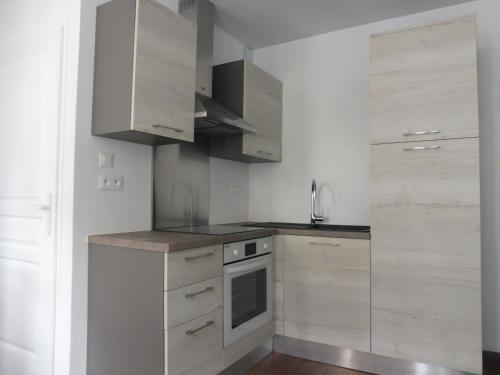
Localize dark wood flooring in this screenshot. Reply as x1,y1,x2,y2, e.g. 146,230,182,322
246,353,500,375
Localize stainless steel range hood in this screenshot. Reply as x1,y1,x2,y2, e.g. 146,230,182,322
180,0,257,135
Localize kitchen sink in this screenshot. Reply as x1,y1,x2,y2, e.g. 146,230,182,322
242,222,370,232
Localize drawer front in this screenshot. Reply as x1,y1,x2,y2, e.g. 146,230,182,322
165,245,223,291
166,308,223,375
370,16,478,144
165,276,222,330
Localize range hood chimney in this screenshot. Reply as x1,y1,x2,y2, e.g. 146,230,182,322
179,0,257,135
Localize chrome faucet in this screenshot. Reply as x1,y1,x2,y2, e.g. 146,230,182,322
311,179,324,225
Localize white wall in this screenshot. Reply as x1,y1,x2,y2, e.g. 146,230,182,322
250,2,479,226
70,0,166,373
477,0,500,353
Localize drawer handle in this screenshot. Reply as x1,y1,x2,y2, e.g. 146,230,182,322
308,242,340,247
403,145,441,151
152,124,183,133
257,150,272,156
403,130,440,136
185,286,214,299
185,252,215,261
185,320,214,336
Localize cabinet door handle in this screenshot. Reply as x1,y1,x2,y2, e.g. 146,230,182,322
403,130,440,136
257,150,272,156
185,286,214,299
308,242,340,247
152,123,183,133
185,320,214,336
403,145,441,151
185,252,215,261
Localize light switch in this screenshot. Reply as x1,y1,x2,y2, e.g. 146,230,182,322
98,152,114,168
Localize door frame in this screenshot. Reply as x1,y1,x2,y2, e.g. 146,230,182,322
50,2,81,375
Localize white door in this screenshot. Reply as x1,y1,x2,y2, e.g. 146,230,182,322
0,1,65,374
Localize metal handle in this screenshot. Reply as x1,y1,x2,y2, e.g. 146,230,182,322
403,130,440,136
257,150,272,156
226,259,269,275
185,320,214,336
152,124,183,133
185,252,215,261
403,145,441,151
308,242,340,247
185,286,214,299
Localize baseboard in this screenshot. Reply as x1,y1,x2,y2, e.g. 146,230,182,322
221,338,273,375
274,335,479,375
483,350,500,365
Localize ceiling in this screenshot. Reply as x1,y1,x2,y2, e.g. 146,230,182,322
210,0,474,49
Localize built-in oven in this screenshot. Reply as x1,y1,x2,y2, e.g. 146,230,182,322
223,236,273,347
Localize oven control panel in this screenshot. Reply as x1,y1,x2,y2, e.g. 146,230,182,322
223,236,273,264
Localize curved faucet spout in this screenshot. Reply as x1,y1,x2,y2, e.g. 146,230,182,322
311,179,324,225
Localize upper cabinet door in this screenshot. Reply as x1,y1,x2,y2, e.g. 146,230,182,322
92,0,196,145
370,16,478,144
134,0,196,142
242,62,283,161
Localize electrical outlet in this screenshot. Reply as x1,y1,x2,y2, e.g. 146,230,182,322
98,176,124,191
230,184,241,194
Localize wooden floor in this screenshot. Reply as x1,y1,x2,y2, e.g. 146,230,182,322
246,353,500,375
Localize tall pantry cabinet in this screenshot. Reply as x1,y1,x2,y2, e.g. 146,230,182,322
369,16,482,374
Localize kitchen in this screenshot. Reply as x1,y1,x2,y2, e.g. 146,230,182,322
1,1,499,375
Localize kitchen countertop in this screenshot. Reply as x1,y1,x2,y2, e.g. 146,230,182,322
88,223,370,253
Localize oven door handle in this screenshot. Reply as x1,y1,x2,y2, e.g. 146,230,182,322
226,259,269,275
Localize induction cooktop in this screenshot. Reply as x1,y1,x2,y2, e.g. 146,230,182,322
159,225,264,236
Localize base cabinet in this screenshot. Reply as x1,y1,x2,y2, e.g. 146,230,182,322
281,235,371,353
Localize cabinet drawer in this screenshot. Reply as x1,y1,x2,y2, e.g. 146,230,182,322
165,276,222,330
166,308,223,375
370,16,478,144
165,245,222,291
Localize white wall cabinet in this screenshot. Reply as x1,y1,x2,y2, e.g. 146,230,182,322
370,16,482,374
92,0,197,145
280,235,371,352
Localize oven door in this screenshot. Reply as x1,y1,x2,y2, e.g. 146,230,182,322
223,254,272,347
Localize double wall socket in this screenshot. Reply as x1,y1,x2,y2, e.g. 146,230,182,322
98,176,124,191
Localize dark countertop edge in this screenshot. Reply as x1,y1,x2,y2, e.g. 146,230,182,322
88,225,370,253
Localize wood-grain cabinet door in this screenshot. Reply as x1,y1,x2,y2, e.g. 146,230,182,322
242,62,283,161
370,16,478,145
133,0,196,142
283,236,370,352
370,138,481,374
